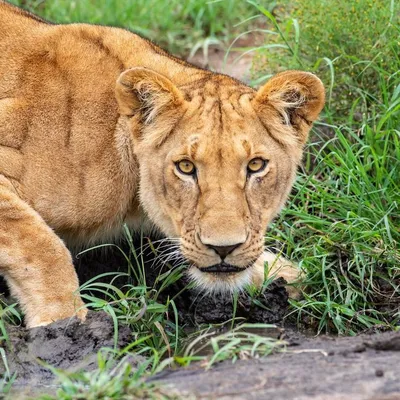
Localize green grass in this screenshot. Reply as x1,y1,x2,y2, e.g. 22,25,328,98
36,353,184,400
251,0,400,334
0,302,20,394
278,120,400,334
9,0,258,55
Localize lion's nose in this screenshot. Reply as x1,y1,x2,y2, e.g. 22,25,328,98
206,243,242,259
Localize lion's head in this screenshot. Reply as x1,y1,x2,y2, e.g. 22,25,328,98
115,67,325,291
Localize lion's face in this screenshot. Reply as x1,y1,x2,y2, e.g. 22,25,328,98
116,68,325,291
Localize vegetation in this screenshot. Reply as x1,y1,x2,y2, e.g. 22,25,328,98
10,0,258,54
1,0,400,397
249,0,399,334
37,354,184,400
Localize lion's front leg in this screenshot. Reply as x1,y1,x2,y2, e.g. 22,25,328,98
252,250,303,299
0,175,87,328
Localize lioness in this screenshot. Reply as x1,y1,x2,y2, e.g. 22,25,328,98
0,1,325,328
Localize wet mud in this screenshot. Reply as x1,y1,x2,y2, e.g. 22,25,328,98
2,244,400,399
1,311,137,388
169,277,288,325
1,243,289,393
154,330,400,399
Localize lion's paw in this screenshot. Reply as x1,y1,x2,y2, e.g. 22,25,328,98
252,251,304,299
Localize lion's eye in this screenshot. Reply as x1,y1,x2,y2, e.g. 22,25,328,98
176,160,196,175
247,158,268,173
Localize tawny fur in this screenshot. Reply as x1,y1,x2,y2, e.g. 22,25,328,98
0,1,325,327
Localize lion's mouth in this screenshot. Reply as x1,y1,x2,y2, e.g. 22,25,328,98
201,262,246,274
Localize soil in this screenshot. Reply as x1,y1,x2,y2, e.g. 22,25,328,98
188,46,254,83
2,245,400,399
187,32,264,83
153,330,400,400
1,311,140,388
0,242,290,397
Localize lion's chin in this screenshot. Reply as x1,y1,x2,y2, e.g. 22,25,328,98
187,264,254,293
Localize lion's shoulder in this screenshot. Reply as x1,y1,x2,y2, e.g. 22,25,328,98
0,0,50,26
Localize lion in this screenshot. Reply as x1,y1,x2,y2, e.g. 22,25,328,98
0,1,325,328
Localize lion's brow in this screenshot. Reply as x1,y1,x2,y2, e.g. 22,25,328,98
189,141,199,160
241,139,252,157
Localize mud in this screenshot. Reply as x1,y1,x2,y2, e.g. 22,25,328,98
0,311,139,389
2,245,399,400
154,330,400,399
0,243,289,394
169,278,288,325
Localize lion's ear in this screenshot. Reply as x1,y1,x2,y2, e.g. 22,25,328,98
252,71,325,145
115,67,185,120
115,67,186,145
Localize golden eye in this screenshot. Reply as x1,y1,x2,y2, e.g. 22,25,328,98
247,158,268,173
176,160,196,175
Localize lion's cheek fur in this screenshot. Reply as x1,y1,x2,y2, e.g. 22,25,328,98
137,172,177,238
247,160,297,233
137,162,193,238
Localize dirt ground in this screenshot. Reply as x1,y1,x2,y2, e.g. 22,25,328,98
1,244,400,399
0,243,291,397
3,308,400,399
154,330,400,400
1,312,138,388
186,32,265,83
188,46,254,83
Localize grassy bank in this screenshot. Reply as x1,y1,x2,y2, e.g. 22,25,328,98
250,0,399,334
